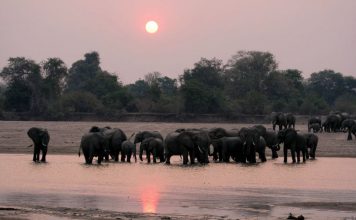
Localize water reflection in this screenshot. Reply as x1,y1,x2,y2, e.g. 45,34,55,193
140,185,159,213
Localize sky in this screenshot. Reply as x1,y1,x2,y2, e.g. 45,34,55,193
1,0,356,84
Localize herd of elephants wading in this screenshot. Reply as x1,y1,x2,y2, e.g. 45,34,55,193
26,111,356,165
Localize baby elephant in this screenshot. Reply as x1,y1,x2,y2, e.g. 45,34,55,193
121,140,137,162
27,127,50,162
139,137,165,163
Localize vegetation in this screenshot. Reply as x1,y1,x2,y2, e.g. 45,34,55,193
1,51,356,119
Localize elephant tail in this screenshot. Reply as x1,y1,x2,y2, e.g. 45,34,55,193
26,144,33,148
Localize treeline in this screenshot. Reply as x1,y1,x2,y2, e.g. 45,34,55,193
1,51,356,120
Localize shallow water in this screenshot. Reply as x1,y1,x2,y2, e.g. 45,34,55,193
1,154,356,219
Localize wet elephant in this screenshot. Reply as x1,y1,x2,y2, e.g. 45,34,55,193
121,140,137,162
27,127,50,162
208,127,239,162
238,127,266,163
78,132,108,164
139,137,165,163
303,133,318,159
164,130,210,165
277,128,306,163
253,125,280,159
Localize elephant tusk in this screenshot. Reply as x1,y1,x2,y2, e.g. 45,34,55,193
252,141,255,146
198,145,203,154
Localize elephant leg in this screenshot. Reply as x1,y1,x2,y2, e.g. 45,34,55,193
127,152,132,162
41,147,47,162
189,150,195,164
98,154,103,164
296,150,301,163
272,149,278,159
311,145,316,159
182,151,189,165
347,131,353,140
88,155,93,164
147,151,151,163
250,152,256,163
305,148,310,159
104,154,109,161
165,154,171,164
273,124,276,131
259,151,266,162
283,146,288,163
33,147,37,162
291,149,296,163
121,153,125,162
302,150,306,163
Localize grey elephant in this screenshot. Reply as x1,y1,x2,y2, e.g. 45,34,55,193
134,131,163,144
340,119,356,140
323,114,341,132
208,127,239,161
253,125,280,159
286,113,296,129
89,126,127,161
139,137,165,163
165,130,210,165
78,132,108,164
277,128,306,163
271,112,287,131
309,123,322,133
121,133,137,162
303,133,318,159
238,127,267,163
308,117,321,132
27,127,50,162
214,137,243,162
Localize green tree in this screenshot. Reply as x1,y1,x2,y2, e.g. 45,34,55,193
225,51,278,98
0,57,43,114
307,70,345,105
180,58,225,113
42,58,68,102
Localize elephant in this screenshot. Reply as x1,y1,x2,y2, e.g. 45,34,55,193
309,123,322,133
286,113,296,129
134,131,163,144
238,127,266,163
308,117,321,132
164,130,210,165
212,137,243,162
303,133,318,159
323,114,341,132
27,127,50,162
208,127,239,161
121,140,137,162
277,128,306,163
253,125,280,159
78,132,108,164
340,119,356,140
89,126,127,161
139,137,165,163
271,112,287,131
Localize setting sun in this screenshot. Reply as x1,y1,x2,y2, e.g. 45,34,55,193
145,20,158,34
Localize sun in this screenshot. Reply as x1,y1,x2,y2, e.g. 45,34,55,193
145,21,158,34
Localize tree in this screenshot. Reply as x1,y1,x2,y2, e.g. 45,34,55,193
225,51,278,98
307,70,345,105
180,58,225,113
0,57,43,114
42,58,68,102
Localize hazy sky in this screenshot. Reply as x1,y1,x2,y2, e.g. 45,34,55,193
1,0,356,83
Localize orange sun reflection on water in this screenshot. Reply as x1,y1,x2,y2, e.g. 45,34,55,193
140,186,159,213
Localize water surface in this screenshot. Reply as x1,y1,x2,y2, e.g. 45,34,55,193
1,154,356,219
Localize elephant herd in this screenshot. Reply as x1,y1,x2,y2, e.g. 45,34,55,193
307,112,356,141
27,124,320,165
